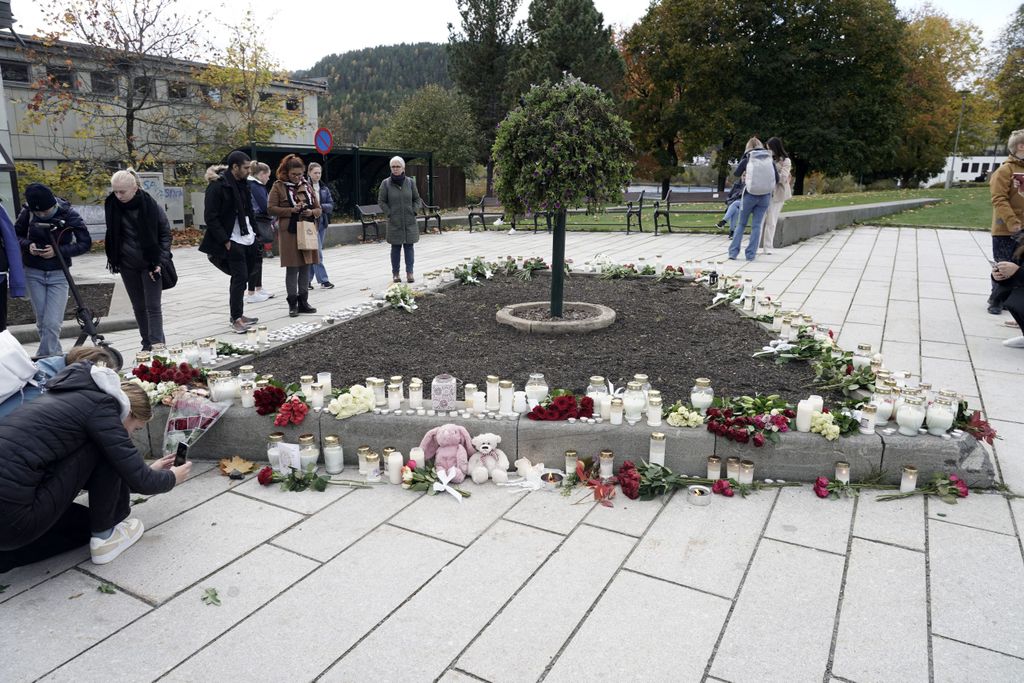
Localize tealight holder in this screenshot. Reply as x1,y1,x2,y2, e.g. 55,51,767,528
688,485,712,506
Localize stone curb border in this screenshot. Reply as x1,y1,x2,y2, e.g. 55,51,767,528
496,301,616,334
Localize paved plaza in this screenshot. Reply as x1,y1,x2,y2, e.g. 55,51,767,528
4,225,1024,682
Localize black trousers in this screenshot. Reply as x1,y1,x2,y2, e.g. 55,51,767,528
0,447,130,573
227,243,254,321
1004,284,1024,333
0,282,7,332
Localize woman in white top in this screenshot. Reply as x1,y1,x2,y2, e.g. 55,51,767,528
761,137,792,255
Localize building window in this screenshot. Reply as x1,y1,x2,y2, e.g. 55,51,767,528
982,163,990,172
47,66,75,90
0,60,29,83
133,76,153,98
971,162,979,173
960,162,969,173
201,85,221,103
285,97,302,112
167,81,188,100
91,71,116,95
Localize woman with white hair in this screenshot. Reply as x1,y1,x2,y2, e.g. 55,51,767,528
103,168,172,350
378,156,421,283
988,129,1024,317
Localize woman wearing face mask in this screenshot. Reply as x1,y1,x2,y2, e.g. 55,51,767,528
14,183,92,357
0,361,192,573
103,169,172,351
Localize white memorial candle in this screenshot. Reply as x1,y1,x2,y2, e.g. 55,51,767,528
796,400,813,433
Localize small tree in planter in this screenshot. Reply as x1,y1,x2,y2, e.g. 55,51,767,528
492,74,633,316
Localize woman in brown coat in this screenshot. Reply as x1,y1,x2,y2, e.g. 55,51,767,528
268,154,321,316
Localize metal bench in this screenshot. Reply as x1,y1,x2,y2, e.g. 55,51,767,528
356,204,385,242
604,190,646,234
467,197,505,232
652,190,725,234
418,203,443,234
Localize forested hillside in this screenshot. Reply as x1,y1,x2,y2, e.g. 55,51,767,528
298,43,451,145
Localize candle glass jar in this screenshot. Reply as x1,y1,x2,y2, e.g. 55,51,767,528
300,374,314,397
926,397,955,436
852,344,873,369
257,325,268,345
240,381,255,408
707,455,722,480
622,382,645,424
649,433,666,466
431,374,457,411
357,445,371,475
472,391,487,414
387,450,404,484
238,365,256,384
409,379,424,408
858,404,877,434
387,383,402,411
298,434,318,471
647,397,663,426
318,372,332,395
525,373,549,405
246,326,258,345
486,375,500,411
772,306,785,332
872,388,894,424
564,449,578,476
365,452,381,482
463,383,478,403
135,351,152,367
738,460,755,486
633,374,651,393
900,465,918,493
599,450,614,479
586,375,607,398
311,382,325,409
267,432,285,470
726,457,741,480
780,316,792,340
610,398,624,425
690,378,714,415
323,435,344,474
835,461,851,484
499,380,514,414
896,395,926,436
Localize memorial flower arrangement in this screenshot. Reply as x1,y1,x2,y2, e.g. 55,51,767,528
254,385,286,415
527,391,594,421
131,357,204,386
273,396,309,426
665,402,705,428
516,256,549,280
256,464,329,492
623,461,801,500
384,283,418,312
878,473,970,504
326,383,375,420
400,460,472,498
954,401,998,444
705,395,794,447
454,256,495,285
127,377,180,406
810,410,841,440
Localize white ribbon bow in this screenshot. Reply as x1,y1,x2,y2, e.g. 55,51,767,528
433,467,464,503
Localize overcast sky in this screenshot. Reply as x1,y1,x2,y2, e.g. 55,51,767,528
11,0,1006,72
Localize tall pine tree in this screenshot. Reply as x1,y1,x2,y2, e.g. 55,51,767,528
447,0,523,194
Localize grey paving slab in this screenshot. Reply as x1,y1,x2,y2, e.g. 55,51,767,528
920,357,978,396
86,491,302,604
0,546,90,605
883,300,921,342
845,303,888,325
932,636,1024,682
389,478,526,546
965,334,1024,374
879,339,922,378
322,520,561,682
988,420,1024,490
163,525,459,683
927,492,1015,535
502,489,595,535
831,538,928,682
836,321,883,351
975,369,1020,423
437,671,484,683
545,570,730,683
272,483,419,562
43,545,318,683
129,467,246,529
763,487,854,555
852,490,926,551
0,570,151,682
626,489,775,598
921,340,970,362
583,493,667,537
457,525,635,683
231,470,356,515
929,520,1024,657
711,539,845,683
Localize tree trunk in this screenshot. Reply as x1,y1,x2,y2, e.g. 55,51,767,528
485,157,494,197
550,209,566,317
793,157,810,196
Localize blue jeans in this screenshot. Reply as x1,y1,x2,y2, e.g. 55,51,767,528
729,192,771,261
308,221,330,284
25,268,69,357
724,201,741,234
391,243,414,275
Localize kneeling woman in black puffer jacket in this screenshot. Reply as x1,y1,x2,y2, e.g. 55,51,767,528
0,361,191,572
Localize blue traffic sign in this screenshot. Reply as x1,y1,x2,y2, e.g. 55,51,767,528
314,127,333,155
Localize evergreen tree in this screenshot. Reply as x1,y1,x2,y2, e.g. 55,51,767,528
989,5,1024,139
447,0,523,194
511,0,625,96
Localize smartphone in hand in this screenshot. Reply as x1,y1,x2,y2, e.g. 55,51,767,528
173,442,188,467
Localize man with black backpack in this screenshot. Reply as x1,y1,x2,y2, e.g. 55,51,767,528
728,138,778,262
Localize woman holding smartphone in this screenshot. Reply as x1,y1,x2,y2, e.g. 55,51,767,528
987,129,1024,316
267,154,321,317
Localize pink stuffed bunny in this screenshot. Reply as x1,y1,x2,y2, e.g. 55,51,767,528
418,423,474,483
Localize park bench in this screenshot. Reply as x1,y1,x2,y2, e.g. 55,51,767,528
356,204,385,242
652,189,726,234
418,202,444,234
467,197,504,231
603,190,646,233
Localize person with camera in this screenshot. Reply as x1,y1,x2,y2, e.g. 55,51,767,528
987,129,1024,316
268,154,320,317
0,361,191,573
103,169,172,351
14,183,92,357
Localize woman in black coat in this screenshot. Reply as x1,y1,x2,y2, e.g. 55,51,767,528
104,169,172,351
0,361,191,572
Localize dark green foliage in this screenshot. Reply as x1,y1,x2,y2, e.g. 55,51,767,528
298,44,452,145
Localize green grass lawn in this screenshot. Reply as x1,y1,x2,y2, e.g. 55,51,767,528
498,187,992,232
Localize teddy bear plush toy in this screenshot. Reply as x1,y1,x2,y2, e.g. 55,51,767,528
418,423,475,483
468,432,510,484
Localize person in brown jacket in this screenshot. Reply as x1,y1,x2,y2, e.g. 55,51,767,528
988,129,1024,315
267,154,320,317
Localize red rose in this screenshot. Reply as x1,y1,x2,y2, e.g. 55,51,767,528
712,479,729,494
722,487,735,497
257,466,274,486
948,474,960,483
814,485,830,498
407,460,417,470
815,477,830,488
753,433,766,447
845,364,854,375
955,481,969,497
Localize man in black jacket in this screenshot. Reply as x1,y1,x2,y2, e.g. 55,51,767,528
0,361,191,572
199,150,258,333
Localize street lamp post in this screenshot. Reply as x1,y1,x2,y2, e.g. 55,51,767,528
945,90,970,189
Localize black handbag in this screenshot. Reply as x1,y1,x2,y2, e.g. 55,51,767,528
253,214,275,245
160,252,177,290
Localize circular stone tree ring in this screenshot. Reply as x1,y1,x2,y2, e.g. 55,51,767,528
496,301,616,335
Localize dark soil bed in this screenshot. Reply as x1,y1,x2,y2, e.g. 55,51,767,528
6,282,113,326
253,275,837,404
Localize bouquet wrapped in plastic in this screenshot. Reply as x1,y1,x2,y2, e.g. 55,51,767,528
162,394,232,456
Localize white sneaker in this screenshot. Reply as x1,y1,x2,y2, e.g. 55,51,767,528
507,228,517,235
251,291,272,303
90,518,145,565
258,290,275,299
1003,336,1024,348
244,293,259,303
